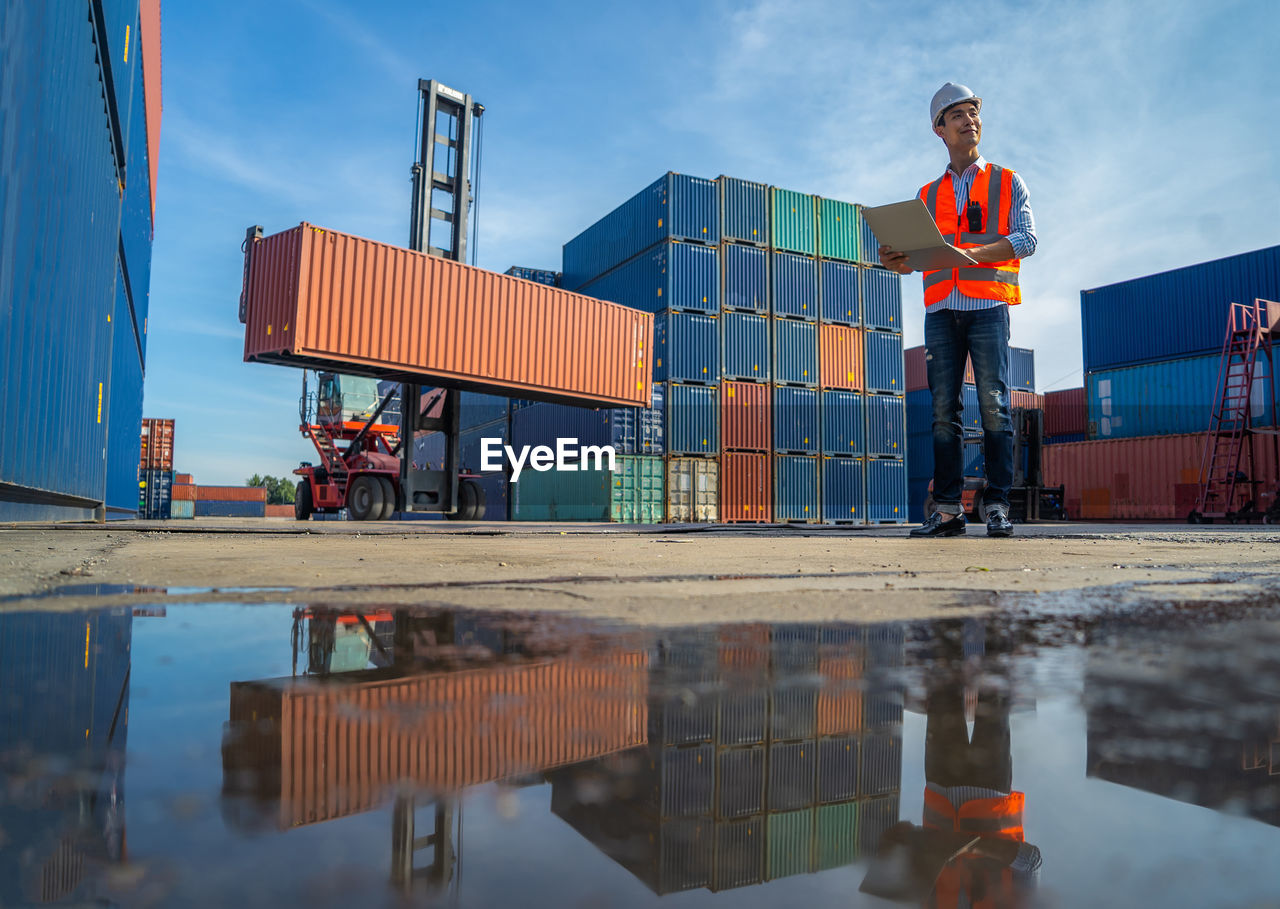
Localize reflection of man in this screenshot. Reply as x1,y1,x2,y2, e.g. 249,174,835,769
862,621,1041,907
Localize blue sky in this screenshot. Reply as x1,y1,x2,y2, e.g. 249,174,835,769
145,0,1280,484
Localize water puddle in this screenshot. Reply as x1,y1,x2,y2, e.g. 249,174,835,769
2,599,1279,906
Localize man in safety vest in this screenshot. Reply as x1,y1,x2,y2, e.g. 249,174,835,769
860,620,1042,907
880,83,1038,538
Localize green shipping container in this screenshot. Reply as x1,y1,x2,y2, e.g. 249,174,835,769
766,808,814,880
817,198,859,263
511,464,611,521
667,457,719,522
612,455,665,523
815,801,858,870
770,188,816,255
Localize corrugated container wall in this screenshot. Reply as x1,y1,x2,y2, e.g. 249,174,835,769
860,268,903,333
1080,247,1280,372
817,198,859,263
562,173,720,290
865,332,905,394
667,458,719,522
579,240,718,315
1087,353,1279,439
511,466,611,521
770,189,817,256
719,176,769,247
722,243,768,313
722,382,770,451
822,457,864,523
1009,346,1035,391
772,252,819,321
241,224,653,409
821,391,864,456
1045,387,1087,437
655,312,718,384
105,278,144,515
773,321,818,386
866,459,908,523
773,386,820,453
721,452,771,522
820,261,860,326
666,384,719,455
1,3,139,521
866,395,906,458
722,312,770,381
775,455,819,522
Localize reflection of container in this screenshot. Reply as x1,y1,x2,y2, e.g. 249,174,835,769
817,654,863,736
715,817,764,890
816,801,859,870
640,744,714,819
767,740,817,811
716,745,765,818
817,736,859,803
860,732,903,797
857,794,901,858
718,687,768,746
766,808,815,879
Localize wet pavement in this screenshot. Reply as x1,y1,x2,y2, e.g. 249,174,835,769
3,594,1280,907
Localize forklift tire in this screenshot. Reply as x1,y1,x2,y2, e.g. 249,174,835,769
294,480,313,521
448,478,484,521
347,475,382,521
376,477,396,520
971,490,985,523
464,480,487,520
1187,510,1204,524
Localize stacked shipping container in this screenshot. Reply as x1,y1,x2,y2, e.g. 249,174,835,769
903,346,1038,520
1044,247,1280,519
138,418,174,519
506,172,908,524
550,622,904,893
0,1,161,522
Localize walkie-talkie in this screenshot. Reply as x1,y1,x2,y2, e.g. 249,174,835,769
965,200,983,233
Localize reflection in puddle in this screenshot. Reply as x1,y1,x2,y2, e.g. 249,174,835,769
2,601,1279,906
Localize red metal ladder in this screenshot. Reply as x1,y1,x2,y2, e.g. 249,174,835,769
1192,299,1280,522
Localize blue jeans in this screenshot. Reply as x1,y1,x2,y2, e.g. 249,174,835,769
924,306,1013,515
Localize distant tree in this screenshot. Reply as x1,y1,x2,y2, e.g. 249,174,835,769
247,474,296,505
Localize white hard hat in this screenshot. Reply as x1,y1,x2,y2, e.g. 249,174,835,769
931,82,981,128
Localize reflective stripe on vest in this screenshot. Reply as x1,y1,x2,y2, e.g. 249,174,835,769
919,163,1022,307
922,787,1026,841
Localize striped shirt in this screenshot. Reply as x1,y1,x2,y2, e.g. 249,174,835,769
926,155,1037,311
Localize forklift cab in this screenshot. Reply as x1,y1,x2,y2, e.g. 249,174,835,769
316,372,384,427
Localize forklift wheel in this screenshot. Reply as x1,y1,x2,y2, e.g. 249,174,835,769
1187,510,1205,524
376,477,396,520
464,480,487,520
294,480,313,521
347,475,382,521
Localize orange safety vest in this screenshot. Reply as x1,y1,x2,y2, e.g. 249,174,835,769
922,787,1028,909
919,163,1022,307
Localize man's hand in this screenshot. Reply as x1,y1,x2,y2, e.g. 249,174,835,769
879,244,912,274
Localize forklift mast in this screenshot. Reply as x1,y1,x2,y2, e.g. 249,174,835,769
399,80,485,514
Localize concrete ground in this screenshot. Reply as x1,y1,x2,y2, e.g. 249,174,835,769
2,518,1278,623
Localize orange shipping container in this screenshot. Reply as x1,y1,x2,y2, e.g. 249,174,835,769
819,324,864,390
241,223,653,408
721,451,771,523
139,418,174,470
195,486,268,502
1010,390,1044,411
225,652,649,828
817,653,864,736
722,381,770,451
1043,432,1279,520
174,473,194,485
171,484,197,502
265,504,294,517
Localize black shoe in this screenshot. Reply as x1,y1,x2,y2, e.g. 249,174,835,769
985,507,1014,538
910,512,966,538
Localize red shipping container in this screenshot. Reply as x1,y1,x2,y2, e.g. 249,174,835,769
195,486,268,502
1042,432,1279,520
241,223,652,408
174,473,194,485
905,345,975,392
721,451,771,522
265,504,294,517
225,651,649,828
139,418,175,470
1044,387,1087,437
171,484,197,502
721,381,770,451
819,324,863,390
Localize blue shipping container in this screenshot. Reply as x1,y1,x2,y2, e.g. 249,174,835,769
723,242,768,313
719,176,769,247
579,240,718,315
771,252,819,321
866,458,908,523
821,390,865,456
119,42,152,343
866,394,906,458
820,260,860,326
773,386,819,453
907,429,932,483
775,455,819,522
105,271,144,515
1080,246,1280,373
1086,353,1279,439
459,392,510,429
666,383,719,455
0,4,125,520
860,267,903,332
504,266,560,286
562,173,720,290
865,330,906,394
1009,346,1035,391
139,469,171,519
656,312,719,384
906,383,981,436
822,457,865,523
907,476,931,523
857,206,881,267
773,320,818,386
195,500,267,518
1044,432,1087,445
722,312,770,381
460,418,510,474
510,385,665,456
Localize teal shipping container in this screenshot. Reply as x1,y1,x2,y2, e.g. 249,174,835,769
817,198,859,263
770,188,816,255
